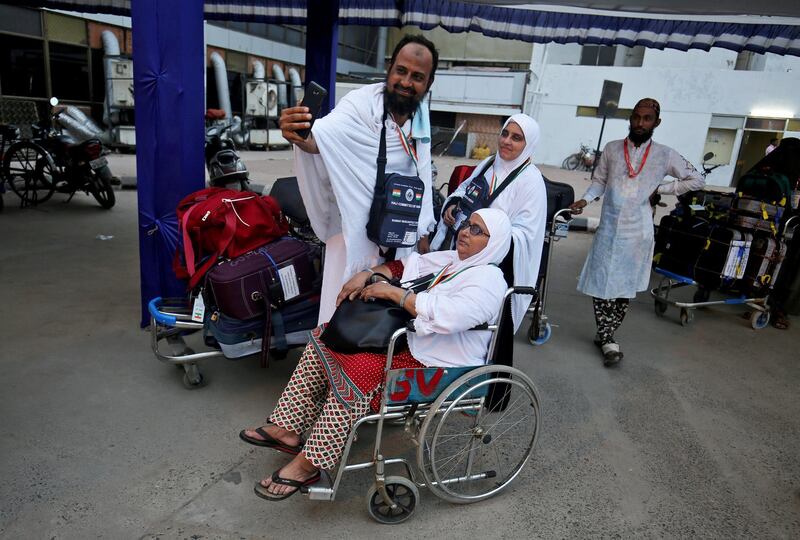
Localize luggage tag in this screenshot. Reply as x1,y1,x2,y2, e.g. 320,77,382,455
554,221,569,238
278,264,300,301
689,204,705,211
192,292,206,322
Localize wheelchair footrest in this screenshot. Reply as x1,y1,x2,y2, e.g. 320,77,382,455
302,469,334,500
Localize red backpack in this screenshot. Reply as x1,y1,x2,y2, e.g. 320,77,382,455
174,187,289,289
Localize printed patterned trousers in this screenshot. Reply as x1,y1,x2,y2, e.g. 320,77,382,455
269,343,375,470
592,297,630,345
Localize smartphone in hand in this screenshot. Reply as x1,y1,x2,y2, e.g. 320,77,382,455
295,81,328,140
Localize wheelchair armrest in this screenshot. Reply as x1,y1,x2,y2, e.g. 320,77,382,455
405,320,416,332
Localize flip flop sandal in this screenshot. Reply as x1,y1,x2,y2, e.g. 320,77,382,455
770,311,790,330
253,470,321,501
239,425,303,455
600,342,623,367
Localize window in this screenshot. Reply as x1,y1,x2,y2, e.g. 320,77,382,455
0,5,41,36
734,51,765,71
580,45,617,66
339,26,379,66
745,117,787,131
703,128,736,165
576,105,632,120
0,34,46,97
787,119,800,132
49,42,90,101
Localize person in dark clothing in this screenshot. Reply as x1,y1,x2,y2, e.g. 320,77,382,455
748,137,800,329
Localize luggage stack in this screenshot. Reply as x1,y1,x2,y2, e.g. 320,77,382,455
654,171,793,298
174,187,322,365
202,237,322,364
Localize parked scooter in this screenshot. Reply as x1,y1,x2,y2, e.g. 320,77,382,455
205,123,250,191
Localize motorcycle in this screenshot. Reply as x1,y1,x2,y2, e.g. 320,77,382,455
2,97,117,208
204,122,250,191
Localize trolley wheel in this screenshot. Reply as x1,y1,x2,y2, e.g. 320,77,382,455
417,365,540,504
750,310,770,330
527,321,552,346
654,298,668,316
366,476,418,524
693,288,710,304
679,308,694,326
181,364,206,389
3,142,55,206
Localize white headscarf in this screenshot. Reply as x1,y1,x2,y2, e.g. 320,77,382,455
403,208,512,280
493,113,541,182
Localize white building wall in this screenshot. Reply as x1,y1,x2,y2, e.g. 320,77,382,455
532,45,800,186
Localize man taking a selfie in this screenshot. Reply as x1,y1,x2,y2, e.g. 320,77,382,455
280,35,438,323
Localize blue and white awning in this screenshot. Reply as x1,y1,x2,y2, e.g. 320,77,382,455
16,0,800,56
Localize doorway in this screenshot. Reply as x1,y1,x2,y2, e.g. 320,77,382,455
732,130,781,186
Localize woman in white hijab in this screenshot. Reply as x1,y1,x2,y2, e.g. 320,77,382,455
431,114,547,332
240,208,512,501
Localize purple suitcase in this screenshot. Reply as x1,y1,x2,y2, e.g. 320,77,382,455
205,237,319,320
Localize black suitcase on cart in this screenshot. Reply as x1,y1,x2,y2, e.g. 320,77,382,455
693,226,752,291
654,214,710,279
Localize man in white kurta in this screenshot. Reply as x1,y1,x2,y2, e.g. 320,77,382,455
279,37,438,323
570,98,705,366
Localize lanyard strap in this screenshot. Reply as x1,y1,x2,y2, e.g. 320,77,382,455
623,139,652,178
489,158,531,195
395,125,418,168
427,264,476,290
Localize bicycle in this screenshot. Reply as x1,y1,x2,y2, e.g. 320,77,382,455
561,144,598,171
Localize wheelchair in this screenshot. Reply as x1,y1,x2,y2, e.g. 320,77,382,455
302,286,542,524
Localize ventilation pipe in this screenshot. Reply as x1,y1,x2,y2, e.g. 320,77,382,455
252,60,265,81
272,64,288,109
101,30,121,129
287,67,302,107
210,52,232,120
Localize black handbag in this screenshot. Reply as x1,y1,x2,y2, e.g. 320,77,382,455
319,273,433,354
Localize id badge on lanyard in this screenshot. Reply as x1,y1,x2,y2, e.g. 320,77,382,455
455,174,490,228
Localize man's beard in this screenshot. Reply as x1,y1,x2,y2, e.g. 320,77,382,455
384,84,423,118
628,127,654,146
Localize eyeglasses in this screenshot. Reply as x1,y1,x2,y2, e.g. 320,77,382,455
459,222,490,237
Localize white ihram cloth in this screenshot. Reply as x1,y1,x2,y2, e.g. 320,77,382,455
430,114,547,331
577,138,705,299
403,208,511,368
294,83,434,324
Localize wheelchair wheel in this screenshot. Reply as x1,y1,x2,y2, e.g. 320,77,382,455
366,476,419,524
417,365,540,504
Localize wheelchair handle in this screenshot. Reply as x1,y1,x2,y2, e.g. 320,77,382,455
512,286,538,297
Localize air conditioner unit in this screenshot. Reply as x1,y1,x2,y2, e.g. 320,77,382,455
245,81,279,118
107,58,134,108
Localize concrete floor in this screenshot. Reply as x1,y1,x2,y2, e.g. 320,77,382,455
1,152,799,539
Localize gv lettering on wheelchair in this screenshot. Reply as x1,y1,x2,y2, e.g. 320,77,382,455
388,368,445,403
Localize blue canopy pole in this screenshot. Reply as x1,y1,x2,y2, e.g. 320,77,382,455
304,0,339,116
132,0,206,326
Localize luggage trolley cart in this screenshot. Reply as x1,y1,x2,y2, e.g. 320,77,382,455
650,269,770,328
148,295,318,388
650,215,799,328
528,207,573,344
302,287,542,524
149,296,222,389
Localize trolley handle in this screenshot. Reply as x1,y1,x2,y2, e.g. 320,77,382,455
148,297,177,326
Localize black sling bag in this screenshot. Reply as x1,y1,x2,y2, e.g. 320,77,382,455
366,108,425,257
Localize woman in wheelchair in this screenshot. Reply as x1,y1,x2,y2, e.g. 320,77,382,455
240,208,512,501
